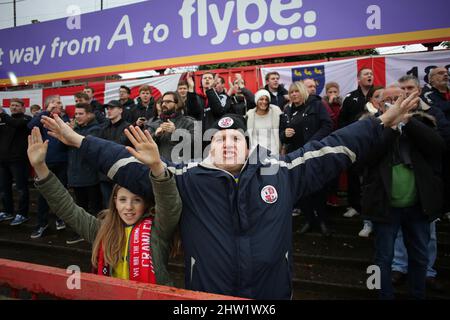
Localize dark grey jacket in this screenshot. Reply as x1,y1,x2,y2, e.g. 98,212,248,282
147,113,196,163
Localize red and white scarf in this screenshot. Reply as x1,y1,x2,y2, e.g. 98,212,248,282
96,217,156,284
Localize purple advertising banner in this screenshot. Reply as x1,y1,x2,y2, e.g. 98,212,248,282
0,0,449,84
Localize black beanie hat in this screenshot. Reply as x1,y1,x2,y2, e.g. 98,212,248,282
211,113,249,147
212,113,247,132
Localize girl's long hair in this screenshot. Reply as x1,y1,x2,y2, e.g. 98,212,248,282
91,185,152,268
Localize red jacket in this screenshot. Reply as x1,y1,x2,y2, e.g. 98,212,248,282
322,98,342,130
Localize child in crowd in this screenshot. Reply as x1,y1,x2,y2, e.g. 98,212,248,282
26,126,181,285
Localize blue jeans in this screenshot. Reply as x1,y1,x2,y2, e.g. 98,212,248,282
37,163,67,227
392,221,437,278
363,220,373,228
0,160,29,216
373,205,430,299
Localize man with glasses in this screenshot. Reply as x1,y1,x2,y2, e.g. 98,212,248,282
147,91,195,163
359,80,445,299
386,75,450,294
380,85,403,109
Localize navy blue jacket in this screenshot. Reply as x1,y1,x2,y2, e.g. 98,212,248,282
28,111,69,164
422,84,450,121
67,119,101,187
264,84,289,111
76,117,385,299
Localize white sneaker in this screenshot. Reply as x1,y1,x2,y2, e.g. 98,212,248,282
343,207,359,218
358,223,372,237
445,212,450,222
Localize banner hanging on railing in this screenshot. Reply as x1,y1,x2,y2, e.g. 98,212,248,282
0,0,449,85
260,50,450,97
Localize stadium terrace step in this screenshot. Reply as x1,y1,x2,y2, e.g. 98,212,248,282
2,191,449,300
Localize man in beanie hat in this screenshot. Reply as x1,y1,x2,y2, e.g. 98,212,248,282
208,114,249,174
246,89,282,155
40,91,421,299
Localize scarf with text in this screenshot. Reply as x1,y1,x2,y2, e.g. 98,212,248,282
96,217,156,284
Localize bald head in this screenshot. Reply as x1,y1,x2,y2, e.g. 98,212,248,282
382,85,403,106
303,79,317,95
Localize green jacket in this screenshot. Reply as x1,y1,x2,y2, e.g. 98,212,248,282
35,169,182,286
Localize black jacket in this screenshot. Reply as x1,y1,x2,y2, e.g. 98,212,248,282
90,100,106,124
185,92,203,121
229,88,256,116
0,111,31,161
97,118,130,146
185,89,230,132
128,97,155,125
264,84,289,110
360,115,445,223
121,98,136,124
280,95,333,153
338,86,371,128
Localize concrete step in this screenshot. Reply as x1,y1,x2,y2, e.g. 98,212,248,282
2,217,449,268
2,194,449,300
292,232,450,264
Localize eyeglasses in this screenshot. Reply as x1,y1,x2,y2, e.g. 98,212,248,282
381,96,400,104
162,100,175,104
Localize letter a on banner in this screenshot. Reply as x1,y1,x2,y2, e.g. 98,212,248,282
108,15,134,50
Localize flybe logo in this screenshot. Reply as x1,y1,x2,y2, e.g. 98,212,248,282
178,0,317,46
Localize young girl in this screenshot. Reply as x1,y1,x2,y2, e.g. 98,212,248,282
27,126,182,285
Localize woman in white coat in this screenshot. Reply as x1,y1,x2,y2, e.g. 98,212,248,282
246,89,282,156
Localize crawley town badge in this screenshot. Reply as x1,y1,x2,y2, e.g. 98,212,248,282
218,117,234,128
261,185,278,204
